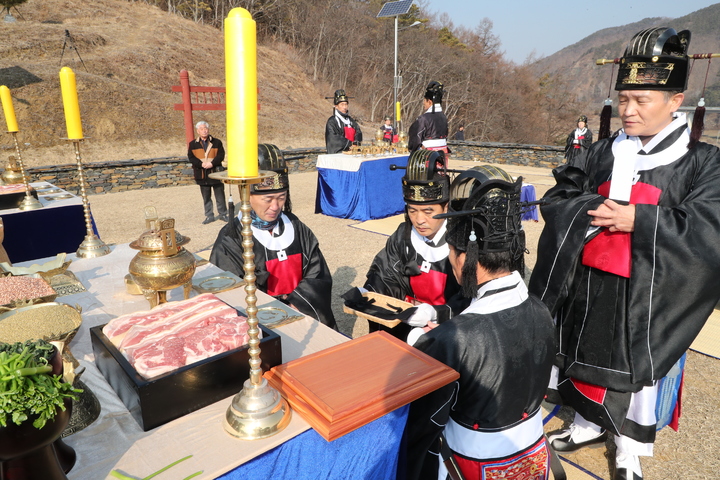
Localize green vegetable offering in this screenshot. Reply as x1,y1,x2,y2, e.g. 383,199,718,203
0,339,81,429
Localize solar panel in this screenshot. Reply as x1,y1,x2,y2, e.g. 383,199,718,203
377,0,413,18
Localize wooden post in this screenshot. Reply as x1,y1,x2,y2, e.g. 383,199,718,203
179,70,194,145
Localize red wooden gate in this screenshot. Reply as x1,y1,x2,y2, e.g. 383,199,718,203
172,70,226,145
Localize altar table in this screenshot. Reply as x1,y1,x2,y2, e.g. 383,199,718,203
315,153,409,221
0,182,96,263
19,246,407,479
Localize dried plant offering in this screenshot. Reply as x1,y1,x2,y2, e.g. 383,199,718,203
0,339,81,429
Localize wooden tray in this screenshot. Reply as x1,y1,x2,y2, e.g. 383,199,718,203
264,331,459,441
343,291,413,328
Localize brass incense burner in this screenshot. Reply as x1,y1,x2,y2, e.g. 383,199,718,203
396,131,409,154
1,156,22,185
128,207,196,308
374,128,384,143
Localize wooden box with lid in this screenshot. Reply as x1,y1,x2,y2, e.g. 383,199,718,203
264,331,458,441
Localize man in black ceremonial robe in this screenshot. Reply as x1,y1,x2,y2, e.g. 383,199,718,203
325,89,362,154
408,81,449,155
210,144,337,329
362,150,460,338
564,114,593,167
404,167,555,480
530,27,720,480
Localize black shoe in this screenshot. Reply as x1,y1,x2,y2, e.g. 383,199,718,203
202,216,216,225
219,214,229,222
614,467,642,480
548,427,607,453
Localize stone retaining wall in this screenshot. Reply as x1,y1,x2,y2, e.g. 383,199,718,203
23,143,562,195
449,141,564,169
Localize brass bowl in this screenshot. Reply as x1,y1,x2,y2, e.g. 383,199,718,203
0,254,70,277
0,275,58,309
0,302,82,344
36,261,73,282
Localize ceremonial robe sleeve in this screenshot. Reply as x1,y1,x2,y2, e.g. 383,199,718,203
408,116,425,152
404,328,459,480
325,116,351,154
628,144,720,381
285,220,337,329
563,131,574,159
352,118,362,144
527,163,605,316
209,220,269,284
363,224,412,300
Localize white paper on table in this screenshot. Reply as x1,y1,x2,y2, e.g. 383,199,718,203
608,139,637,202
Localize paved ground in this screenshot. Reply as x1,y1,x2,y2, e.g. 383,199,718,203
88,162,719,479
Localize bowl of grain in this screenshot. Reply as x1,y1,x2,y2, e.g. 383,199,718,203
0,302,82,345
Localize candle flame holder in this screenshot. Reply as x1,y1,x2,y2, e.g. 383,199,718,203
67,139,111,258
210,170,291,440
8,131,42,211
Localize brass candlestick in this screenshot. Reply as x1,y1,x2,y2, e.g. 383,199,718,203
210,170,291,440
68,139,110,258
9,132,42,210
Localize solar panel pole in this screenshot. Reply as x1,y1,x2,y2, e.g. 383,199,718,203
394,15,399,132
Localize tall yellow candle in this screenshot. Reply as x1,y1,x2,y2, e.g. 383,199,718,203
224,8,258,177
0,86,18,132
59,67,84,140
396,101,402,123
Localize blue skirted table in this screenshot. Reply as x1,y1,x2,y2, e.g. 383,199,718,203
315,153,409,221
0,182,97,263
218,405,408,479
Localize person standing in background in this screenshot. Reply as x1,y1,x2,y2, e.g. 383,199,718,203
381,116,395,143
564,115,592,167
454,125,464,141
408,81,449,155
325,89,363,153
187,121,227,224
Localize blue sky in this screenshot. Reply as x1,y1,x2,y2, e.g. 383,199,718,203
422,1,716,63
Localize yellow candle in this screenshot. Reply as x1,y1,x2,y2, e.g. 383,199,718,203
396,101,402,123
59,67,84,140
224,8,258,177
0,86,18,132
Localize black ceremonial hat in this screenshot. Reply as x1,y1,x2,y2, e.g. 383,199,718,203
251,144,289,194
577,115,588,123
333,89,349,105
424,81,443,103
401,150,449,205
439,165,521,254
616,27,691,91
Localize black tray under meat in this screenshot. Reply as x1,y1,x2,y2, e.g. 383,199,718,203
90,323,282,431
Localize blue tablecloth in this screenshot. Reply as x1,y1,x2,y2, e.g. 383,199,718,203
315,155,409,221
217,404,409,480
1,183,97,263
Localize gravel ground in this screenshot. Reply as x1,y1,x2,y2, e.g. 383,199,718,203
87,162,719,479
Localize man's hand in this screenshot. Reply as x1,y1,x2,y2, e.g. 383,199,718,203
422,321,439,333
202,161,213,169
588,199,635,233
407,303,437,327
